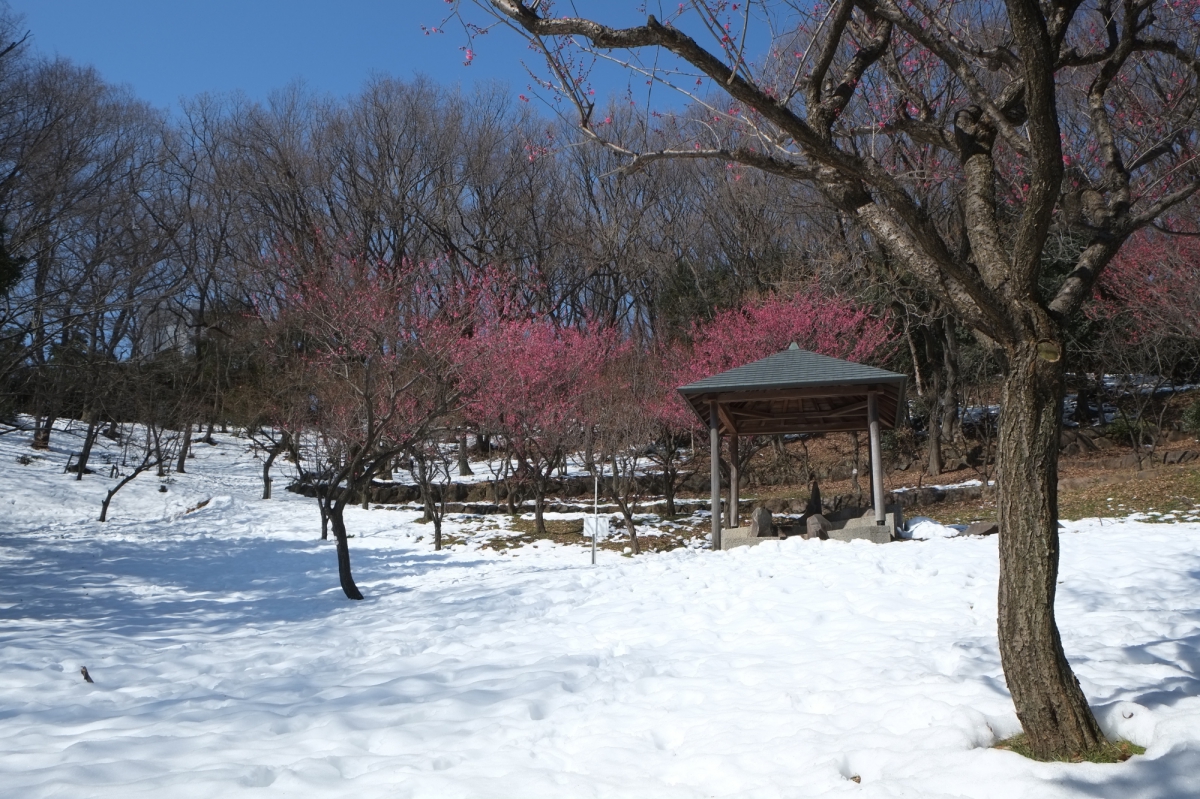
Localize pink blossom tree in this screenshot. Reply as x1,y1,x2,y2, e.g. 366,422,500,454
1093,232,1200,346
680,291,895,384
1085,231,1200,458
458,317,618,535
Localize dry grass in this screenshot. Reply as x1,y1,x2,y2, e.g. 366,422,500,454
478,515,696,554
700,436,1200,526
1058,464,1200,521
994,734,1145,763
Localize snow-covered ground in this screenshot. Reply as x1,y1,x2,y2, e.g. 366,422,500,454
3,422,1200,798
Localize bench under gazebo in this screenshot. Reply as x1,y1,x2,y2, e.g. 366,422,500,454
678,344,908,550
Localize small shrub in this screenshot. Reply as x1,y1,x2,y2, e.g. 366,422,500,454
16,453,32,465
1105,416,1146,445
882,426,918,456
1182,399,1200,435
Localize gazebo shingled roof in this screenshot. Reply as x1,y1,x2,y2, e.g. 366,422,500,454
677,344,909,549
678,345,908,437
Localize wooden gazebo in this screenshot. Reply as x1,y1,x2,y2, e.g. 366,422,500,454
678,344,908,549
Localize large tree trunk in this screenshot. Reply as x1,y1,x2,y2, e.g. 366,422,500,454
996,340,1104,759
327,501,364,600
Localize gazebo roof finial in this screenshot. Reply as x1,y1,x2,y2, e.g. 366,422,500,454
788,342,800,350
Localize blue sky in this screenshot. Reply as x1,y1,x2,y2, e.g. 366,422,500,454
11,1,530,109
10,1,663,111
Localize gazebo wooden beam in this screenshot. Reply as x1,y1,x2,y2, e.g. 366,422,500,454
716,404,739,435
729,402,865,421
729,421,872,435
729,409,874,424
710,384,895,403
828,399,870,417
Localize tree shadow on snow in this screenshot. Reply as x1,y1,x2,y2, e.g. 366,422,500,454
1055,742,1200,799
1121,622,1200,709
0,526,492,633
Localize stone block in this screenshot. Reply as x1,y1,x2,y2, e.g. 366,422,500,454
806,514,831,540
749,506,774,537
964,520,999,536
826,520,893,544
719,526,779,551
821,504,902,544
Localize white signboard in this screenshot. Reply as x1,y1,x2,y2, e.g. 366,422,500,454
583,517,606,539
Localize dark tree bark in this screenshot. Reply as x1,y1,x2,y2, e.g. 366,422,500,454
31,415,53,449
318,489,330,541
939,318,962,446
927,371,944,478
261,431,290,500
99,426,174,522
326,500,364,601
457,434,473,476
607,473,641,555
176,422,192,474
75,414,99,481
996,340,1104,755
409,444,450,551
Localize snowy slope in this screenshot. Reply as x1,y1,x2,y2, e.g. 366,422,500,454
2,422,1200,798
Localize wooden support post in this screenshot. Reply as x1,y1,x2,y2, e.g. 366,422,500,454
868,391,885,526
709,400,722,550
728,433,739,529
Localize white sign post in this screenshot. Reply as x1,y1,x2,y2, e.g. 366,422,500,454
583,466,601,565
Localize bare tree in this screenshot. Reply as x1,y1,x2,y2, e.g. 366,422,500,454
471,0,1200,758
